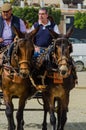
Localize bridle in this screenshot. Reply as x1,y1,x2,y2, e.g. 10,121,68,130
52,38,72,77
3,38,31,78
13,38,30,67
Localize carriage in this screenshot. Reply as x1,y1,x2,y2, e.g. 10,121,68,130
0,25,77,130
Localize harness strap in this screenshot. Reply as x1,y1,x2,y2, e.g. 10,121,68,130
47,72,63,84
19,60,29,65
29,75,46,91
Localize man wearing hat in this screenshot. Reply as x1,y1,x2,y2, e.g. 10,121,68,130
0,2,26,46
0,2,26,64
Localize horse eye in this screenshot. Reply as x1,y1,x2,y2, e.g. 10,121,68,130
19,41,25,47
57,42,60,46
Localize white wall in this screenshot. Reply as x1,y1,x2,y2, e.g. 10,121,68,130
83,0,86,5
32,0,60,5
0,0,3,7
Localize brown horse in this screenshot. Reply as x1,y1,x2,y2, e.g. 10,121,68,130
1,26,44,130
31,26,76,130
41,26,76,130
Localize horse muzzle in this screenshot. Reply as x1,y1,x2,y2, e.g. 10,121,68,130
19,68,30,78
59,65,70,78
19,60,30,78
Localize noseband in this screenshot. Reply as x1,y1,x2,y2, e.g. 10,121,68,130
51,38,72,76
18,60,29,65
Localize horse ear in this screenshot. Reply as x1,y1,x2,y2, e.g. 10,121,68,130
12,25,25,38
28,26,40,38
65,25,74,38
48,29,61,39
69,43,73,53
26,26,40,43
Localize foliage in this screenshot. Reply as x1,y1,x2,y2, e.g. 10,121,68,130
46,7,61,25
13,6,38,25
74,11,86,29
12,6,61,26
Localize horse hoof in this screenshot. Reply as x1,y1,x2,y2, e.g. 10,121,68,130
57,129,64,130
42,124,47,130
42,128,47,130
8,124,16,130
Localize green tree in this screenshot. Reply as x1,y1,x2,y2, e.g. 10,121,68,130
13,6,61,26
74,11,86,29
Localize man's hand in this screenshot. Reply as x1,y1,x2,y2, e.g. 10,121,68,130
34,46,40,53
0,38,4,43
14,36,19,42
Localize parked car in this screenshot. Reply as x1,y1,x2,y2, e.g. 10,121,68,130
69,38,86,71
69,38,82,43
80,39,86,43
72,56,86,71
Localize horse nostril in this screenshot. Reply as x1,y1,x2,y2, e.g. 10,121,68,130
61,70,66,75
21,73,28,78
20,72,29,78
20,68,29,78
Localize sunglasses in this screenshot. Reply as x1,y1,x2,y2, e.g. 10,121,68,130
2,9,11,13
38,13,47,15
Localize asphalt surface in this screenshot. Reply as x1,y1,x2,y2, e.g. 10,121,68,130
0,71,86,130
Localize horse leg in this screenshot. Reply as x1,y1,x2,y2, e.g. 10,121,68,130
50,111,56,130
5,98,15,130
60,109,67,130
43,106,56,130
56,99,62,130
42,109,48,130
57,95,69,130
57,108,67,130
16,97,26,130
49,97,56,130
42,97,49,130
60,95,69,130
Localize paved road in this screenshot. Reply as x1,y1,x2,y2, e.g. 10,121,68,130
0,71,86,130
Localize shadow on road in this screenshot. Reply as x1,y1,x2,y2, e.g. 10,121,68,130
24,122,86,130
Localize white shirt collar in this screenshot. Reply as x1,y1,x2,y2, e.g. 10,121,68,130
38,20,51,26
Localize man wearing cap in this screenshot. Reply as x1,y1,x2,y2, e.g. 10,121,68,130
0,2,26,46
0,2,26,65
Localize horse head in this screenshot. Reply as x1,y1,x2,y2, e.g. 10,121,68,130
49,26,74,78
11,26,39,78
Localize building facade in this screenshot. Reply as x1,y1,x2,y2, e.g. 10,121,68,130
28,0,86,6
